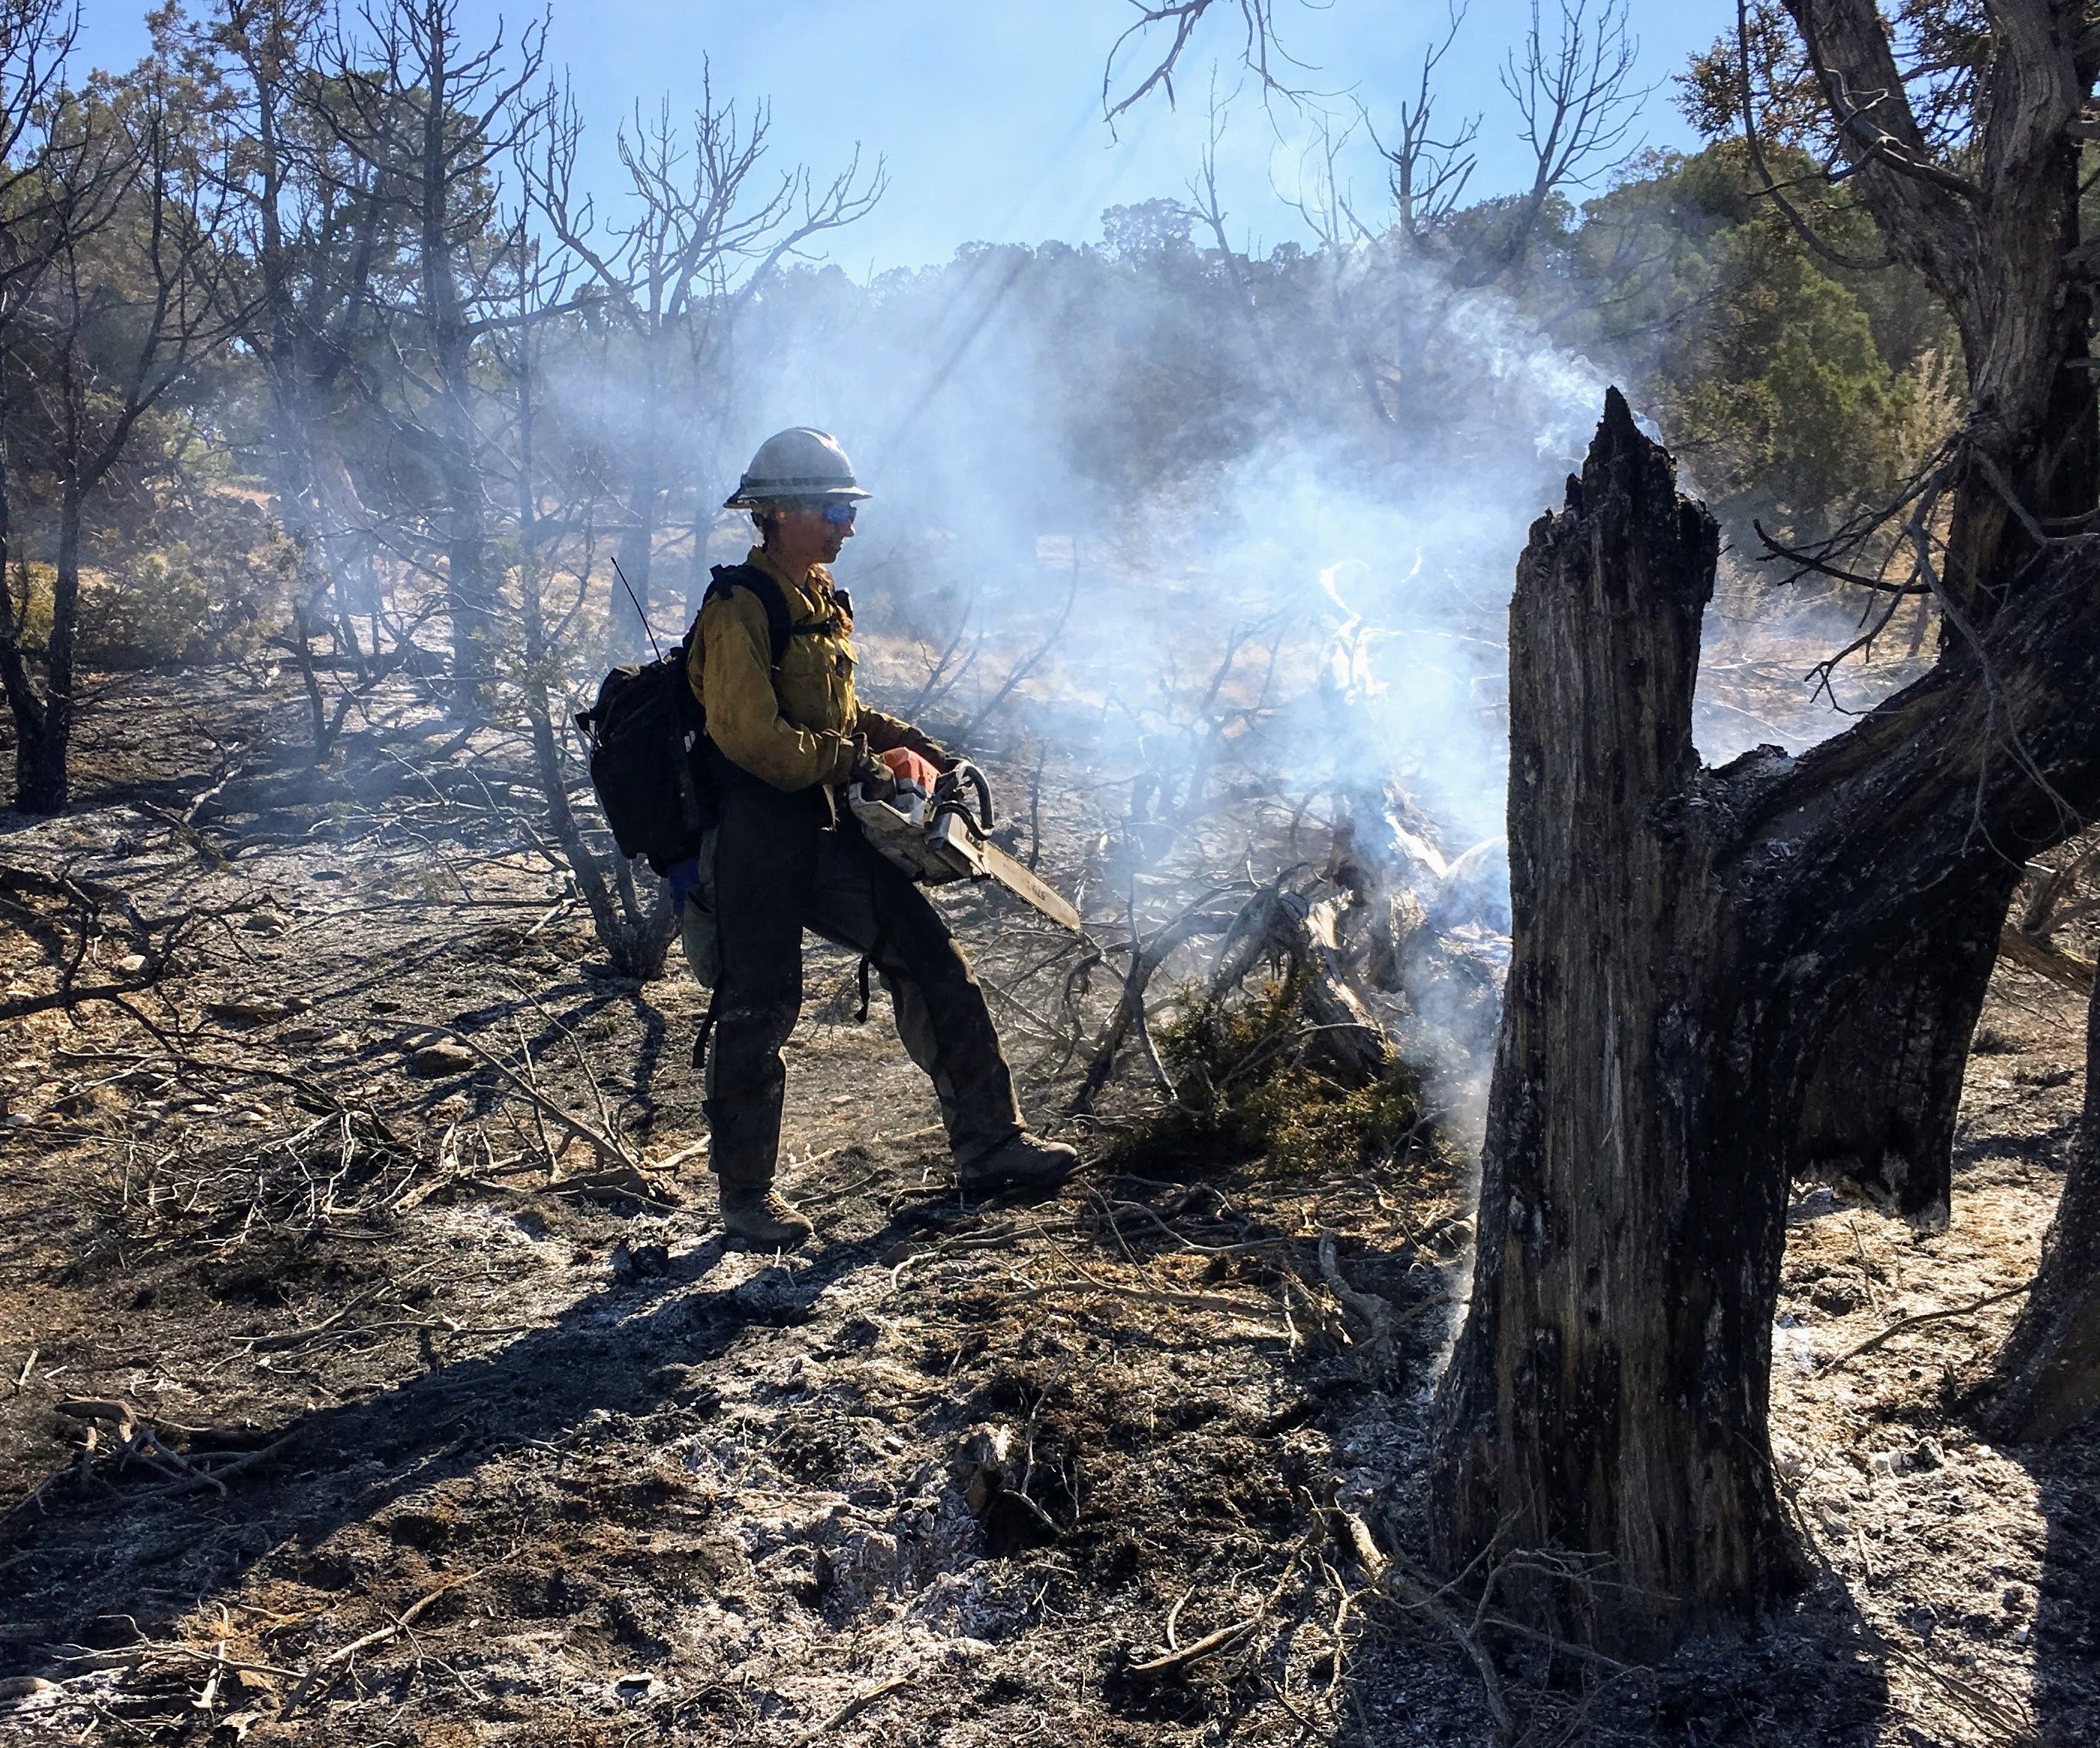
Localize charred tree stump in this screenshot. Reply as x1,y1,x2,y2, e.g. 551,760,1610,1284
1431,392,1771,1650
1433,390,2100,1654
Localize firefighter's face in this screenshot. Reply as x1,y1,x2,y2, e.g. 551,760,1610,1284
774,502,854,571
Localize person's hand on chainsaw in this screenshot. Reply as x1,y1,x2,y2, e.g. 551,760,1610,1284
849,735,895,802
879,746,942,794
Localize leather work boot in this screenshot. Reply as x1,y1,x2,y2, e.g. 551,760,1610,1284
720,1186,815,1250
959,1132,1080,1196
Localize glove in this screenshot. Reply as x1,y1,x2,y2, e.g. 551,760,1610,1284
848,734,894,801
879,746,942,794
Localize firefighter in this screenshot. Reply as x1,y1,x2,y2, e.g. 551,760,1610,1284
684,428,1078,1248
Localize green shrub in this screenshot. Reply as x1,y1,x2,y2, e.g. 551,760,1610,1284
5,563,53,651
80,554,210,668
1109,975,1429,1177
79,520,296,670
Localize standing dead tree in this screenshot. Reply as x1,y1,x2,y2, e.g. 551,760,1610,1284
1366,3,1480,241
1182,80,1295,415
1457,0,1645,285
8,68,248,812
1432,390,2100,1653
182,0,400,758
493,194,680,981
530,72,880,641
319,0,546,719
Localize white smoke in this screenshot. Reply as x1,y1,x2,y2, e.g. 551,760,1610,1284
551,198,1911,1119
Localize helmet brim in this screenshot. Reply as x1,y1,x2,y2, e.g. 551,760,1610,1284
724,484,874,510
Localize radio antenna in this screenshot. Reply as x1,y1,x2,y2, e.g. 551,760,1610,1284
611,556,663,661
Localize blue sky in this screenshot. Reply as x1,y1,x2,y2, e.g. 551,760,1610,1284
79,0,1729,272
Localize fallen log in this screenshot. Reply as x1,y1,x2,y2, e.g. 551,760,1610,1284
1204,882,1391,1086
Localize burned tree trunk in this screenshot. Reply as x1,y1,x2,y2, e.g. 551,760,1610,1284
1434,391,2100,1654
1769,0,2100,1234
1430,393,1784,1648
1790,887,2014,1226
1984,973,2100,1443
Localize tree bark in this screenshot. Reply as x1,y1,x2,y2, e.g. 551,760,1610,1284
1432,392,1774,1652
1433,390,2100,1654
1791,878,2018,1225
14,489,86,813
1984,972,2100,1442
1771,2,2100,1234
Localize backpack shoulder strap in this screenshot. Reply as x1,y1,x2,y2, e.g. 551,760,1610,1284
703,562,793,668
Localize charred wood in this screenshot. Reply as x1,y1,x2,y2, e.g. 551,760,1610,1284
1206,882,1392,1086
1433,388,2100,1654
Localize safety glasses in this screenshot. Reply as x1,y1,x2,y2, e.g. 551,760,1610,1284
822,500,858,527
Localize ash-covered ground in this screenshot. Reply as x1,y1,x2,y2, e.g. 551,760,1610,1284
0,665,2092,1747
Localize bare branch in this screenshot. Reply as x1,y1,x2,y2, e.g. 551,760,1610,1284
1363,4,1480,239
1103,0,1309,128
1463,0,1653,284
1732,0,1891,272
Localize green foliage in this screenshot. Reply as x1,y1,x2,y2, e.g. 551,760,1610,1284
1679,0,1990,161
1663,220,1913,533
1100,198,1196,261
79,555,209,670
6,564,53,651
1549,142,1961,548
1110,976,1428,1178
79,510,298,670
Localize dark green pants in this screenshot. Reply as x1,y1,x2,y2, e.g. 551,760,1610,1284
686,780,1023,1191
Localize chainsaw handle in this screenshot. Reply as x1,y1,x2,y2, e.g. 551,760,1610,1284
938,760,994,830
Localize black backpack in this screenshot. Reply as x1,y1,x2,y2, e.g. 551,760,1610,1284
575,564,801,875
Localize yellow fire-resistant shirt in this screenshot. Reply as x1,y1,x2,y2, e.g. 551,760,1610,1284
688,545,942,792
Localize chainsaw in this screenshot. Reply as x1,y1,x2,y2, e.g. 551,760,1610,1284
846,757,1083,933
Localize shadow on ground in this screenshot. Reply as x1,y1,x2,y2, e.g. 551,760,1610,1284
2021,1424,2100,1746
3,1211,922,1672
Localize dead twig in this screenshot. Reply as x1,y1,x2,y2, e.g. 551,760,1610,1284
1129,1516,1324,1677
238,1278,405,1350
280,1572,480,1714
1998,917,2096,995
1006,1278,1286,1331
1128,1616,1260,1674
53,1047,406,1150
1071,889,1245,1112
1319,1231,1398,1363
51,1642,307,1682
428,1024,643,1172
1012,1227,1290,1332
1822,1281,2035,1372
957,569,1078,743
1334,1508,1515,1741
789,1674,911,1745
50,1400,292,1500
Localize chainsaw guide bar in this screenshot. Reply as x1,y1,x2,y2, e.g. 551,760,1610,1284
846,763,1083,933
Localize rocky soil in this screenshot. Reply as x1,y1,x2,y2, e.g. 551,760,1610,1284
0,665,2092,1746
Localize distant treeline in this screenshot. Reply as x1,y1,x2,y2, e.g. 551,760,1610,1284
0,0,1959,806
